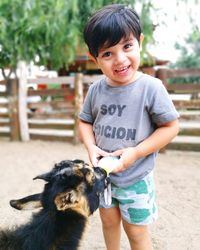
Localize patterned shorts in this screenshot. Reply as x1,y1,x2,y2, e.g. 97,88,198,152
100,172,158,225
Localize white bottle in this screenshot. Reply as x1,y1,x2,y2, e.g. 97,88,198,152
98,156,119,175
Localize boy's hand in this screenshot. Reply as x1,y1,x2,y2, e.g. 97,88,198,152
88,144,110,166
110,147,139,173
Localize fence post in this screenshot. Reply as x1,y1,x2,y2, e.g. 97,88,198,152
7,78,20,141
156,68,169,153
73,73,83,144
18,61,30,141
156,68,168,86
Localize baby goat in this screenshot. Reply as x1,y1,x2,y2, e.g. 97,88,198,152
0,159,107,250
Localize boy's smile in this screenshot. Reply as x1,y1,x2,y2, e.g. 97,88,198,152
95,34,143,86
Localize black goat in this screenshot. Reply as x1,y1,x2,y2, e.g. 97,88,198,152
0,159,107,250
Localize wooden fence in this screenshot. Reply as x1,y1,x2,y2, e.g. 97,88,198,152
0,78,20,140
156,68,200,151
0,67,199,150
0,72,103,143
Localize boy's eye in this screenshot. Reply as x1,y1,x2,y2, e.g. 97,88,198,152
124,43,133,49
102,51,111,58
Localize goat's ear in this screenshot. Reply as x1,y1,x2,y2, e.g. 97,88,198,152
73,159,85,164
10,193,42,210
33,172,53,182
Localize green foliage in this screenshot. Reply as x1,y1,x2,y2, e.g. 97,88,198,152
0,0,81,71
170,25,200,83
173,26,200,68
139,1,155,66
0,0,155,77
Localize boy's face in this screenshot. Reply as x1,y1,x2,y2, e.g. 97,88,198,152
94,34,143,86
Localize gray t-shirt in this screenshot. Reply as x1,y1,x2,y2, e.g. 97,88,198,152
79,73,179,187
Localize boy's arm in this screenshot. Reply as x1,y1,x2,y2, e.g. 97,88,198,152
79,120,109,166
111,119,179,172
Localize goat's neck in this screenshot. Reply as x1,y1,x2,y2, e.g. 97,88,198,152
17,209,87,250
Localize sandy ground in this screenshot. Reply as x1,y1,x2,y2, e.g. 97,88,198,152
0,140,200,250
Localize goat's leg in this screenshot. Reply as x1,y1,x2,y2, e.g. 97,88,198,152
10,193,42,210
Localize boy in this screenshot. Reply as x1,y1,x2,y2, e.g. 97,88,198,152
79,4,179,250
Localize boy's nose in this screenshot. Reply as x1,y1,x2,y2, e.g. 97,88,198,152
114,52,126,64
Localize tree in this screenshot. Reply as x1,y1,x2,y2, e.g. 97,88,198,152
0,0,155,80
0,0,81,79
169,26,200,83
169,0,200,83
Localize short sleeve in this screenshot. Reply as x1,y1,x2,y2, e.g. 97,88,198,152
79,86,94,124
148,81,179,125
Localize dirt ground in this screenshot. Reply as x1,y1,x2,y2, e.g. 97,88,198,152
0,140,200,250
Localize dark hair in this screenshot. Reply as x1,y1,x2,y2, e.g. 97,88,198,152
84,4,141,58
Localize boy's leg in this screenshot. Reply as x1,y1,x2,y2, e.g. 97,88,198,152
122,220,152,250
114,172,157,250
99,206,121,250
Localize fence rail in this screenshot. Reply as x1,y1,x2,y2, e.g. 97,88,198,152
155,68,200,151
0,67,200,150
0,70,103,143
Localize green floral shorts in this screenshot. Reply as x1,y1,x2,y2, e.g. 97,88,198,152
100,171,158,225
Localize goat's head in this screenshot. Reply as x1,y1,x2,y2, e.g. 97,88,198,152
10,160,108,217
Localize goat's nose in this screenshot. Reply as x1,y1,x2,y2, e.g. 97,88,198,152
94,167,107,179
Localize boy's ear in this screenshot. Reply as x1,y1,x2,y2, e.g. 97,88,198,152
87,52,97,64
139,34,144,51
